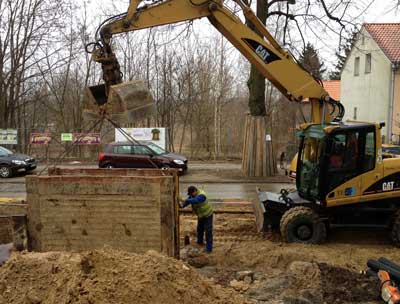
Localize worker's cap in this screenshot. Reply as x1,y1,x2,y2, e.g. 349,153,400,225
187,186,198,196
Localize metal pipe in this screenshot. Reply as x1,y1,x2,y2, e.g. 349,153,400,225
367,259,400,283
378,257,400,273
388,64,395,143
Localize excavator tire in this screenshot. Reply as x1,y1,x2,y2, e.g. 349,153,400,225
391,209,400,247
280,206,326,244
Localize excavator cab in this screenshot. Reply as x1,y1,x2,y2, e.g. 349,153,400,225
296,122,379,204
254,121,398,245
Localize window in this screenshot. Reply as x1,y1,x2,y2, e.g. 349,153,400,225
114,145,132,154
0,146,12,156
353,107,357,120
328,132,359,172
354,57,360,76
327,131,360,191
297,136,325,197
326,130,376,192
363,131,375,172
365,53,371,73
134,145,152,155
361,35,365,45
146,142,166,155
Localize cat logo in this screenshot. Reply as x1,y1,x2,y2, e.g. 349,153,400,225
382,181,395,191
255,45,272,62
242,38,281,64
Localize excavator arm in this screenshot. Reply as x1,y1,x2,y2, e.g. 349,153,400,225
89,0,343,124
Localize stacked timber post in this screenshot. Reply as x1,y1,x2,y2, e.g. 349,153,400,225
242,114,277,177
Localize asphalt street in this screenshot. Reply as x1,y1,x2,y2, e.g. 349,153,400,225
0,163,293,201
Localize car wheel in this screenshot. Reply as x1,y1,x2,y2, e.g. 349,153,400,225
0,165,12,178
161,164,170,170
105,164,114,169
280,206,326,244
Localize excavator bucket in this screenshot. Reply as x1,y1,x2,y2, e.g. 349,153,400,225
83,80,155,123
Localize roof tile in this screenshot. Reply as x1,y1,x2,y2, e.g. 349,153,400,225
364,23,400,63
323,80,341,101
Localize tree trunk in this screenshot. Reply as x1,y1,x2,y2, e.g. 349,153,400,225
242,115,276,176
242,0,276,176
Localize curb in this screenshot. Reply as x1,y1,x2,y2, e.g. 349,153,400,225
180,179,293,184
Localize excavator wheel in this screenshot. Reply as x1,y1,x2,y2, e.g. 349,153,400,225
391,209,400,247
280,206,326,244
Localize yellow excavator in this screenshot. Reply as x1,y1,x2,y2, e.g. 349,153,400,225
86,0,400,246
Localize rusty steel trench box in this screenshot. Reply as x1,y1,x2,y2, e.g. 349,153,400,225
25,168,180,258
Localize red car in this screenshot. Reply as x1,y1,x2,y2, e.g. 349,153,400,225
99,141,188,173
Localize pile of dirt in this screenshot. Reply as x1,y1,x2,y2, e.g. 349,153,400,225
0,248,250,304
319,263,379,303
179,240,388,303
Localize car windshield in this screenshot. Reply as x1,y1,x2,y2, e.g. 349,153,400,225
145,142,167,155
0,146,13,156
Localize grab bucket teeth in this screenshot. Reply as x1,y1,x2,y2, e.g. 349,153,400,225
83,80,155,123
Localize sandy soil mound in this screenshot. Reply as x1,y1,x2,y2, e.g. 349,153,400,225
181,240,383,303
0,248,250,304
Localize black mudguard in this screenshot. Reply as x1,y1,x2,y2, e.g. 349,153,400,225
253,188,313,232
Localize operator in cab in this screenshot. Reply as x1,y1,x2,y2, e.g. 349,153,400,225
180,186,213,253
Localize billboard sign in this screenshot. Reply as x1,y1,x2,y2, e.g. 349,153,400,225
115,128,166,150
73,133,101,145
0,129,17,145
61,133,73,141
30,133,52,145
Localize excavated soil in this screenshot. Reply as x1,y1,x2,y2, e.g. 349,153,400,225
0,248,250,304
0,205,397,304
180,209,398,304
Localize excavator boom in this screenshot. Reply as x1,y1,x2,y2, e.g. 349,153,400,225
88,0,343,124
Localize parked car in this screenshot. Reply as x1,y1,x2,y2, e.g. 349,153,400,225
289,153,297,179
0,146,37,178
99,141,188,173
382,144,400,158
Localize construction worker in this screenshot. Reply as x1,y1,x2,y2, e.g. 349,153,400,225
180,186,213,253
279,151,285,169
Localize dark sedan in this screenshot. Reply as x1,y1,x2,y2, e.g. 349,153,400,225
0,146,37,178
99,141,188,173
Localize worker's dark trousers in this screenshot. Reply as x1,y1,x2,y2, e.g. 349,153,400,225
197,214,213,252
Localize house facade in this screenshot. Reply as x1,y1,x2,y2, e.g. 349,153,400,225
341,23,400,143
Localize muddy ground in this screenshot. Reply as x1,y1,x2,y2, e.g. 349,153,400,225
180,206,399,304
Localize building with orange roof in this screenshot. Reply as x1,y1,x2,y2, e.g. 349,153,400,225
322,80,341,101
341,23,400,143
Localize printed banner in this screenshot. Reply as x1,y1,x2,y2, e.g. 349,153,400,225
0,129,17,144
73,133,101,145
61,133,73,141
131,129,153,140
30,133,52,145
115,128,166,150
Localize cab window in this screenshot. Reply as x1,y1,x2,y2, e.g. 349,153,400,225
328,132,359,172
326,129,375,192
363,131,375,172
327,131,360,191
